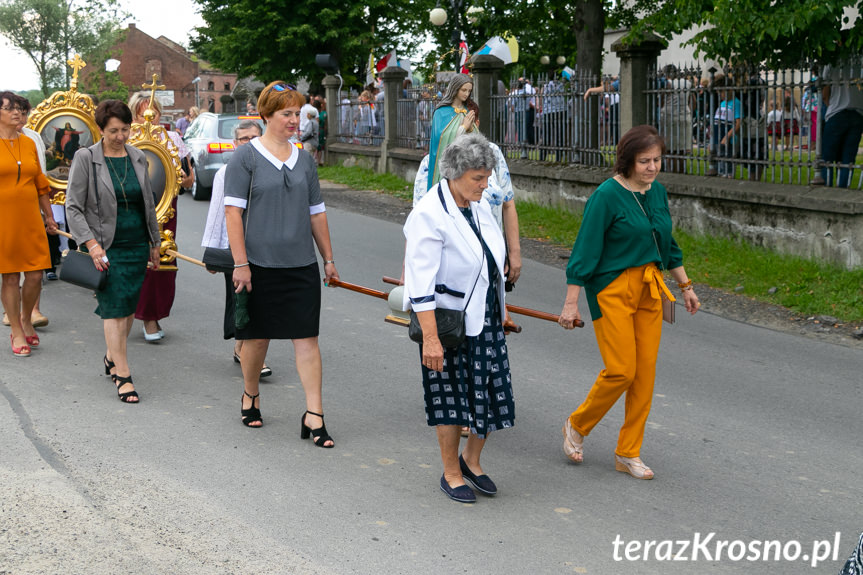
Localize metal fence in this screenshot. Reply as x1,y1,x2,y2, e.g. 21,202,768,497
486,71,617,167
335,95,383,146
396,87,434,151
645,60,863,188
340,58,863,188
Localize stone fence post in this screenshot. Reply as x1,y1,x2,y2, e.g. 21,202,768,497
612,33,666,134
322,74,341,164
379,66,408,172
471,55,505,132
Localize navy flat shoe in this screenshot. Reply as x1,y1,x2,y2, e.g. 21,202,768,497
459,455,497,496
440,475,476,503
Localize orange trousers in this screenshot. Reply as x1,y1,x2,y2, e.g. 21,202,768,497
569,264,670,458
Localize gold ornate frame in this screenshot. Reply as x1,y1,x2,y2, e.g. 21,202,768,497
25,55,100,203
128,75,183,269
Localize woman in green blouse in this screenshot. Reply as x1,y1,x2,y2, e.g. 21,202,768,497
66,100,162,403
558,125,700,480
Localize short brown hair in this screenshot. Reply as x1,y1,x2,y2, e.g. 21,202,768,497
14,94,32,114
257,81,306,121
613,125,666,177
95,100,133,129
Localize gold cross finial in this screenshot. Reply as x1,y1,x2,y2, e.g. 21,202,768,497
141,73,166,93
67,54,86,91
141,74,166,123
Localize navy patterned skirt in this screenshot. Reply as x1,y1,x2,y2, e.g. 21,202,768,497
419,285,515,439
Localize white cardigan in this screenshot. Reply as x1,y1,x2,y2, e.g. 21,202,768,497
403,179,507,337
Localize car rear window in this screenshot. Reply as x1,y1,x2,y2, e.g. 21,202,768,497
218,116,264,139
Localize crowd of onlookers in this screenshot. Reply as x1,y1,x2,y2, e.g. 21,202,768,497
341,58,862,186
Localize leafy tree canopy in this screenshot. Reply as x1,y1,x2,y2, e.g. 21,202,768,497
629,0,862,68
0,0,126,97
191,0,422,87
410,0,612,81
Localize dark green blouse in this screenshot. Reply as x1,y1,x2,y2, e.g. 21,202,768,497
566,178,683,319
105,156,148,247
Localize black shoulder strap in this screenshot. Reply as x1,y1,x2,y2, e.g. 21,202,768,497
436,183,449,214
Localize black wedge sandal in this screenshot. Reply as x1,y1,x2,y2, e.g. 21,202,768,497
241,391,262,427
300,410,334,448
103,354,115,375
111,374,139,403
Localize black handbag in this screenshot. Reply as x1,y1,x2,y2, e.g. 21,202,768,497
408,308,467,348
202,247,234,273
59,248,107,291
60,152,107,291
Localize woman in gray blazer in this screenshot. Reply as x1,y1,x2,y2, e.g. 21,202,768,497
403,133,514,504
66,100,161,403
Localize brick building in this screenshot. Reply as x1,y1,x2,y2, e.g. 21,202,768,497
84,24,239,122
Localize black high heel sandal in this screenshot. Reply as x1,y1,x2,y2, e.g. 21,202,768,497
111,374,139,403
103,354,115,375
241,391,262,427
300,410,334,448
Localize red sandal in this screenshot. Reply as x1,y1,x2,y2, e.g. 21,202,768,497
10,335,31,357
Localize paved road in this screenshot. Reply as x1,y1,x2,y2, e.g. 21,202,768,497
1,187,860,574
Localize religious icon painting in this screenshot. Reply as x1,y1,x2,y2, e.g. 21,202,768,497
25,54,100,194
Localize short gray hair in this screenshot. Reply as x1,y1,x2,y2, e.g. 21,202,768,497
439,133,495,180
234,119,262,139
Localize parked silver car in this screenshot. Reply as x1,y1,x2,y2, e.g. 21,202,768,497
184,113,265,201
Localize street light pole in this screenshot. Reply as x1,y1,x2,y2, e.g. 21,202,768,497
430,0,467,71
191,76,201,108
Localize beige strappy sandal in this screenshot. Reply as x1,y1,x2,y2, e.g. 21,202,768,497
562,419,584,463
615,455,655,480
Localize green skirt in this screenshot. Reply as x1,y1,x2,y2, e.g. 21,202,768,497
95,243,150,319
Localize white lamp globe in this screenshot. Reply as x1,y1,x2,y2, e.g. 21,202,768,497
430,8,448,26
556,56,566,66
540,55,550,66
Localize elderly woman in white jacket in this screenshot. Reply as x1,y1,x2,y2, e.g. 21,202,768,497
403,132,514,504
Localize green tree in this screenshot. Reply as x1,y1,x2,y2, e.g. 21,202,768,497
629,0,862,67
16,89,47,107
0,0,126,97
80,29,129,102
191,0,421,87
410,0,614,82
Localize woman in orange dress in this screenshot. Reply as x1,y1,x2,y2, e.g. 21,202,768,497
0,91,58,356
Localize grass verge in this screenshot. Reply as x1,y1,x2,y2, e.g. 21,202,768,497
319,165,863,322
318,165,413,201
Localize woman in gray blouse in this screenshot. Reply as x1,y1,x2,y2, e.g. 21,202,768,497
224,82,339,446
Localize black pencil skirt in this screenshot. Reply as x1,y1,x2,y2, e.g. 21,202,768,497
235,262,321,340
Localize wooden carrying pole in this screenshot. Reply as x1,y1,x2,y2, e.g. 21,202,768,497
56,232,207,269
166,250,205,267
326,278,389,301
381,276,584,328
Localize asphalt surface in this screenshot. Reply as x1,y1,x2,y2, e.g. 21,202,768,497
1,185,860,574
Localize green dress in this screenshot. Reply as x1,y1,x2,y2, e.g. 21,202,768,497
95,156,151,319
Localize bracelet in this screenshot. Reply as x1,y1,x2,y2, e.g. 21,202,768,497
234,262,250,268
324,260,335,265
677,279,693,289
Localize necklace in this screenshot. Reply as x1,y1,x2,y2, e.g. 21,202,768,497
619,176,664,266
615,174,651,194
106,155,130,210
2,134,22,183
